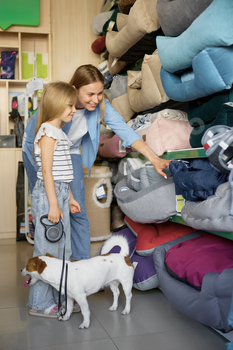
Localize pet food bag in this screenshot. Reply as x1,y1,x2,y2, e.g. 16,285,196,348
1,50,18,79
83,165,112,241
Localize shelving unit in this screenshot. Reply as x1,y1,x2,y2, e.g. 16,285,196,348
160,147,207,160
0,0,51,135
0,0,51,239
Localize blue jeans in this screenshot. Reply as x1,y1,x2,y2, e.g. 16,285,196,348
29,179,71,310
22,151,91,261
22,151,37,194
70,154,90,260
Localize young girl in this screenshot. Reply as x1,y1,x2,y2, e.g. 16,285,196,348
28,82,81,318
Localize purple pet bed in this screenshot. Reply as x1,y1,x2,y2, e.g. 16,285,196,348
165,233,233,290
154,231,233,332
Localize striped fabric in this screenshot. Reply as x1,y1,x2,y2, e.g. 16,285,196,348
34,123,74,183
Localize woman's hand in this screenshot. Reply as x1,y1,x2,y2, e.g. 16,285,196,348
150,156,171,178
131,139,171,178
69,188,81,214
69,199,81,214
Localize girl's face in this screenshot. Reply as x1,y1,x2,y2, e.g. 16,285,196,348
57,104,76,125
75,81,104,110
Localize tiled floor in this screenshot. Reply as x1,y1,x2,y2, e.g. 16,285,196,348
0,238,230,350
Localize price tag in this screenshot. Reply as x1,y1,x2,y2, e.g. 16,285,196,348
107,21,115,32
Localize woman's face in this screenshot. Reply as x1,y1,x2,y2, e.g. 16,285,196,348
75,81,104,111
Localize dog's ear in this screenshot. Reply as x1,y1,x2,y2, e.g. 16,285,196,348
37,258,47,274
45,253,56,258
26,257,47,274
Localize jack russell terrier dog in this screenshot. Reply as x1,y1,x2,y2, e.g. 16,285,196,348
21,235,135,329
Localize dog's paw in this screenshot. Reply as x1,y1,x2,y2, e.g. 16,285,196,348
121,309,130,315
58,314,71,321
109,305,117,311
79,321,90,329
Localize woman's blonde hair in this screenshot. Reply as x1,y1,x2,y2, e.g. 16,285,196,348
35,81,77,136
69,64,105,121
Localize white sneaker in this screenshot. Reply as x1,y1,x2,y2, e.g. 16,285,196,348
73,302,81,313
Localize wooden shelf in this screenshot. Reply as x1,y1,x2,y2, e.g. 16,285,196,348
0,0,51,136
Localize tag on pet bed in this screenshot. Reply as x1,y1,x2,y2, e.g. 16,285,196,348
107,21,115,32
175,185,185,214
96,185,106,199
119,140,127,153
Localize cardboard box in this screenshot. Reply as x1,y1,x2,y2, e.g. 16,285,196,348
83,165,113,241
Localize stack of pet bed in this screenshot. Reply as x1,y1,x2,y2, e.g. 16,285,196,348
113,156,231,232
100,224,233,333
97,108,192,160
105,0,160,61
160,46,233,102
156,0,233,73
100,218,196,291
93,0,171,116
180,125,233,232
95,0,233,336
157,0,233,103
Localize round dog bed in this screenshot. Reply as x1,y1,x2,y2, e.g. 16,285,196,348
114,176,177,223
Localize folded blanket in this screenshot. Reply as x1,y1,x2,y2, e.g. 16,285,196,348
169,158,228,201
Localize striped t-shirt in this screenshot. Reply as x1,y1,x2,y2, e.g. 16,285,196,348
34,123,74,183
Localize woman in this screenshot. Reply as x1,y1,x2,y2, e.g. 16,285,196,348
23,64,170,261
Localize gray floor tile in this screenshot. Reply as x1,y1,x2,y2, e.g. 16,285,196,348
0,240,229,350
112,327,228,350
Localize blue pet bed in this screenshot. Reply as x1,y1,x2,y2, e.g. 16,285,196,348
156,0,233,73
160,46,233,102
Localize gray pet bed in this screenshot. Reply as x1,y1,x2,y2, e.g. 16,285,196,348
156,0,213,37
114,176,177,223
181,182,233,232
153,231,233,333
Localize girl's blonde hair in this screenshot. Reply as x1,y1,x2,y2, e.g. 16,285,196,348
35,81,77,136
69,64,105,121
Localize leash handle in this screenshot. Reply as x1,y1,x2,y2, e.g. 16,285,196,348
40,214,64,243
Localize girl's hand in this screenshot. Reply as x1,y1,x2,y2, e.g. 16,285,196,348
69,197,81,214
48,205,64,223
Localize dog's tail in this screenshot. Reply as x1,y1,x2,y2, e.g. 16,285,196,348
101,235,129,257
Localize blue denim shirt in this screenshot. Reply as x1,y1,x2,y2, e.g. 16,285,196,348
23,99,142,175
